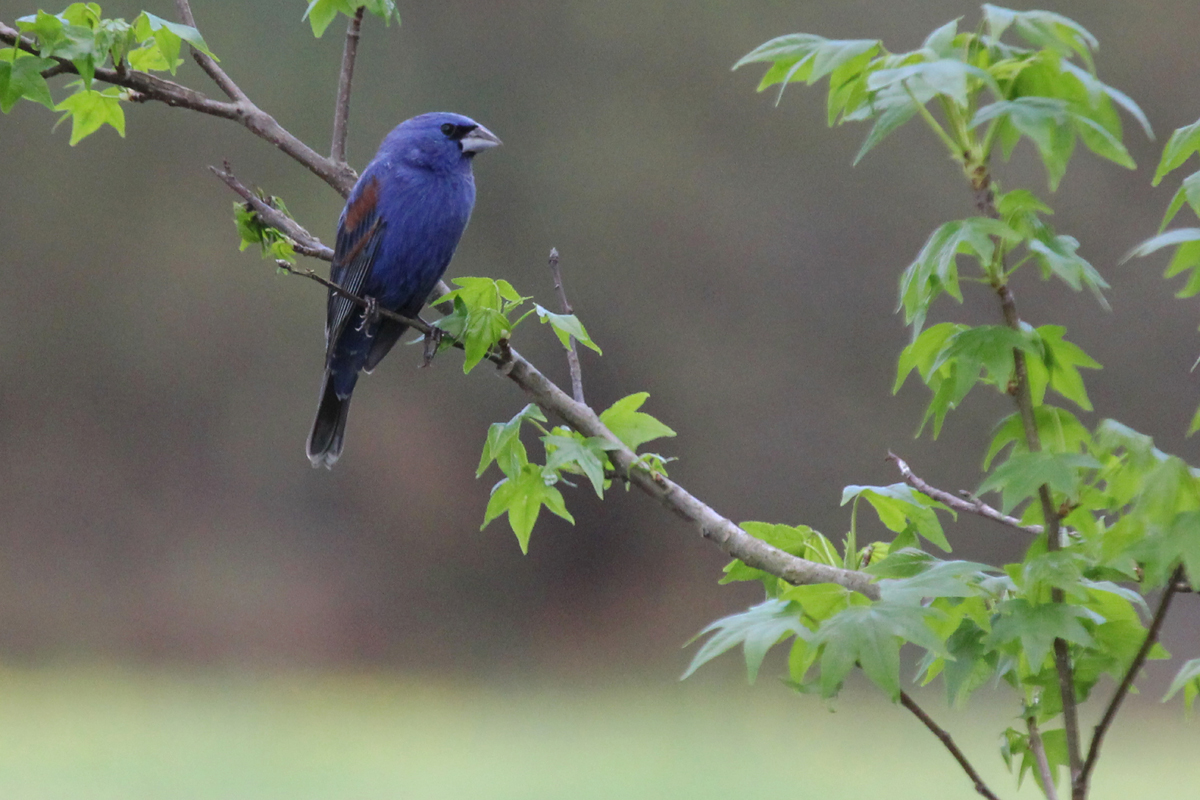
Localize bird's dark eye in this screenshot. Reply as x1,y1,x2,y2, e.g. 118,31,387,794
440,122,455,136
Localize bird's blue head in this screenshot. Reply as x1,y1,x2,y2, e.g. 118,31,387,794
380,112,501,174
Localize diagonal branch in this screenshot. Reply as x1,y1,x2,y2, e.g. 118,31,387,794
548,248,585,404
263,250,881,600
173,0,248,102
210,164,333,260
330,6,365,164
888,452,1039,536
1075,564,1185,798
899,691,1002,800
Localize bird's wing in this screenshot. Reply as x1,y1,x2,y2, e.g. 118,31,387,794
326,176,386,361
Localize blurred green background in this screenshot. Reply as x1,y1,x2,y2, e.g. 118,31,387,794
2,0,1199,796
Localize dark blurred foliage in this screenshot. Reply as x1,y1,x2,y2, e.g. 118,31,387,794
1,0,1198,677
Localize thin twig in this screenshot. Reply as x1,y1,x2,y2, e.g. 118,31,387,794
209,164,334,260
1075,564,1185,798
1027,715,1059,800
173,0,248,102
899,691,1001,800
888,452,1039,535
548,248,585,404
331,6,365,164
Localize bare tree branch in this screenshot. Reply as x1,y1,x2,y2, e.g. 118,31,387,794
1027,715,1059,800
547,248,585,404
887,452,1039,535
173,0,248,102
330,6,365,164
1075,564,1185,799
899,691,1002,800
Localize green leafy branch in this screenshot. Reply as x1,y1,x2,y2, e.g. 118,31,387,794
477,393,675,552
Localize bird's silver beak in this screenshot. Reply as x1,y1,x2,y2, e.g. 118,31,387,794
461,123,502,153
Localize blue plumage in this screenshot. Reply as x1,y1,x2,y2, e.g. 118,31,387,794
307,112,501,467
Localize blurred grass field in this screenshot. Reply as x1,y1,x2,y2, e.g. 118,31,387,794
0,666,1196,799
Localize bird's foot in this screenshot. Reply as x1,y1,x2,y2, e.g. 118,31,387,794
356,296,380,335
421,326,444,368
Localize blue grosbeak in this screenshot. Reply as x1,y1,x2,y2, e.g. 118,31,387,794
307,112,501,467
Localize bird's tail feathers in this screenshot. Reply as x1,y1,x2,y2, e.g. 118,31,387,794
307,372,353,469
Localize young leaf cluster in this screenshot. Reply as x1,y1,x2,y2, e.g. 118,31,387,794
302,0,398,38
233,196,298,265
478,395,675,553
735,4,1150,187
3,4,215,144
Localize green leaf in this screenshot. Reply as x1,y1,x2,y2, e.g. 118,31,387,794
779,582,858,622
895,322,961,393
873,557,998,604
361,0,400,25
132,13,215,75
125,41,170,72
534,305,602,354
598,393,676,452
481,464,574,553
980,451,1101,512
933,620,998,707
1131,509,1200,589
853,99,917,165
682,599,809,683
997,188,1053,238
303,0,355,37
982,5,1098,67
868,58,1000,109
0,51,55,112
973,97,1076,190
813,602,944,699
542,432,618,498
987,598,1094,670
18,10,96,85
1163,658,1200,710
1122,229,1200,299
53,85,124,145
1033,325,1101,410
477,404,546,478
1026,235,1110,306
433,277,529,373
985,406,1091,469
734,33,880,105
1159,172,1200,233
842,484,953,551
302,0,397,38
932,324,1038,389
899,218,1019,334
1153,117,1200,186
